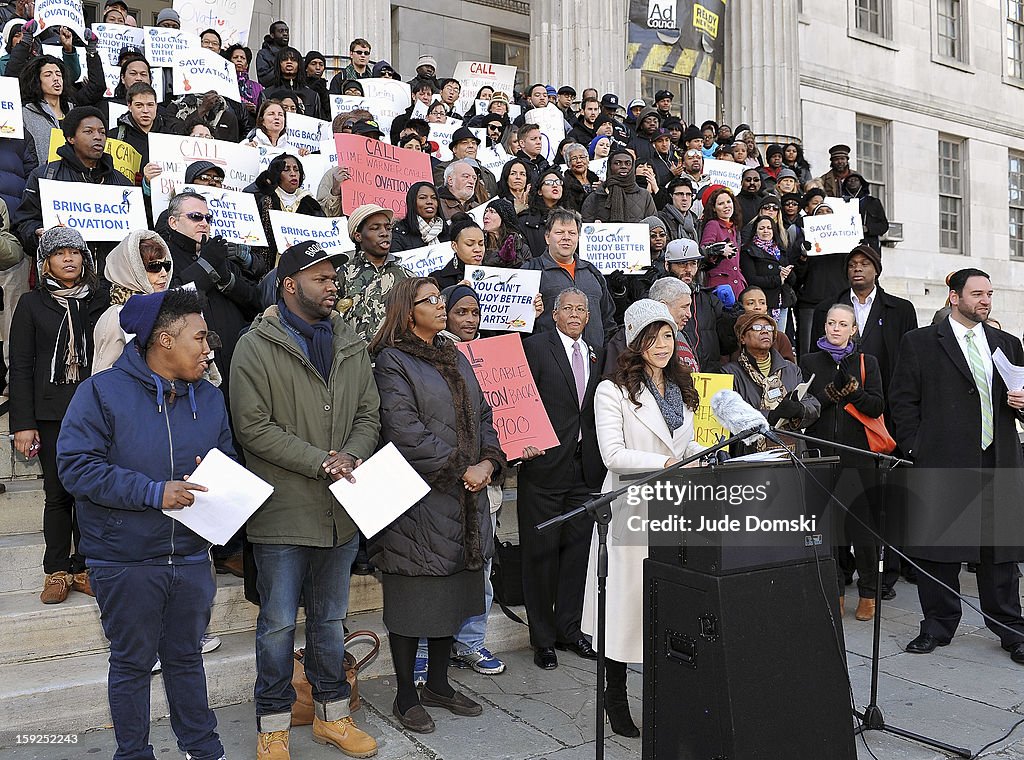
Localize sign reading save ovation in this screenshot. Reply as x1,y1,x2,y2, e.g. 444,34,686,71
172,48,241,102
39,181,146,240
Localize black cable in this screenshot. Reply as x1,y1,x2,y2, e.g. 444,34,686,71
970,714,1024,759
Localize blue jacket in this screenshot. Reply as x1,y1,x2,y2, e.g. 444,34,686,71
57,340,236,566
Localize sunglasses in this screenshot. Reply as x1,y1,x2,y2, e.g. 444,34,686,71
761,204,779,211
195,174,223,185
414,293,446,306
352,49,370,56
183,212,214,223
746,324,775,333
144,259,172,273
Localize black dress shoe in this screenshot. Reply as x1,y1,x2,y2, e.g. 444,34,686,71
534,647,558,669
881,587,896,601
905,633,948,654
555,638,598,660
1007,643,1024,664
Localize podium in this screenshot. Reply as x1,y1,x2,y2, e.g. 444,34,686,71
640,458,857,760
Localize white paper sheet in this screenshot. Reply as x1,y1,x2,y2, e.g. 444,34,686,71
329,442,430,538
166,448,274,545
992,348,1024,391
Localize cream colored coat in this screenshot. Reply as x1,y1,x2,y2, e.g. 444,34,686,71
581,379,701,663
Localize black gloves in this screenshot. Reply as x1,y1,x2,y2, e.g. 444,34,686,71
767,396,804,426
200,235,231,281
832,366,851,389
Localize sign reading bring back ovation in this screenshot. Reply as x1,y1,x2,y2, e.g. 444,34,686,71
39,181,146,241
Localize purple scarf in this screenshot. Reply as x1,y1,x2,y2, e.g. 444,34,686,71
816,336,855,363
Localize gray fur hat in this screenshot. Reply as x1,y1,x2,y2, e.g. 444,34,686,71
37,226,94,278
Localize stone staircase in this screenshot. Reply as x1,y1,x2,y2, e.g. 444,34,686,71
0,406,530,738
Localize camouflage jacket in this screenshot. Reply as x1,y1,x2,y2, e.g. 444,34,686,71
340,251,411,343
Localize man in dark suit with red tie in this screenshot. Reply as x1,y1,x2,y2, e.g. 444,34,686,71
889,268,1024,663
519,287,606,669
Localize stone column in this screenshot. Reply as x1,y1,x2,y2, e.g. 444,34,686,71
724,0,801,145
531,0,628,96
281,0,391,61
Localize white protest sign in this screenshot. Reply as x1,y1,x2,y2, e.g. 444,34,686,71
524,104,565,163
396,242,452,278
174,0,254,46
467,201,489,227
39,181,146,241
147,133,263,215
702,158,744,193
411,100,428,119
297,152,332,194
579,222,652,274
589,157,607,181
151,66,165,97
452,61,516,117
91,23,144,67
268,210,354,257
429,121,459,161
35,0,84,39
100,61,119,97
475,99,489,115
181,183,267,245
0,77,23,139
107,101,128,128
465,265,541,332
172,48,240,102
476,145,511,180
329,94,392,122
285,112,331,154
803,198,862,256
361,78,411,113
145,27,200,67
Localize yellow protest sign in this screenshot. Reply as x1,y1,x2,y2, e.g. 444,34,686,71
47,128,142,183
691,372,734,448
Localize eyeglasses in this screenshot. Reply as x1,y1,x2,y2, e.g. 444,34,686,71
183,212,214,223
746,324,775,333
352,49,370,56
558,305,589,315
144,259,172,273
414,293,446,307
195,174,223,185
672,191,693,198
542,178,563,186
761,204,779,211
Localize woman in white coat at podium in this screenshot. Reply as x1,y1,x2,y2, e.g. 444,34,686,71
582,299,704,737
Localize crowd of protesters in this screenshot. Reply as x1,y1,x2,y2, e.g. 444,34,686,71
4,9,1024,759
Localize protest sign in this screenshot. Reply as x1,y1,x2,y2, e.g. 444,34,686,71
411,99,428,119
0,78,23,139
147,133,263,214
298,152,332,194
803,198,862,255
100,61,119,97
476,145,511,179
691,373,735,448
268,210,354,257
334,133,433,218
48,128,140,182
145,27,200,67
91,23,144,67
455,333,559,460
181,183,267,245
285,112,331,154
35,0,84,39
174,0,254,46
464,265,541,333
394,242,451,279
107,100,128,128
452,61,516,116
39,180,146,241
172,48,241,102
702,158,744,193
579,222,652,274
524,104,565,163
361,78,411,113
428,121,459,161
589,157,607,181
328,94,395,133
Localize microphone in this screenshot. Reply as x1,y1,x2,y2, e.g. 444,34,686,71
710,389,788,447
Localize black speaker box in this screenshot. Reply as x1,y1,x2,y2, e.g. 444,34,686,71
643,557,856,760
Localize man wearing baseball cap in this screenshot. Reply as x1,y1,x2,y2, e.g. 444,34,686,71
664,238,728,372
231,240,381,760
340,203,410,343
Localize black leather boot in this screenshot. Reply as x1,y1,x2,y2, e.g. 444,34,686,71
604,658,639,737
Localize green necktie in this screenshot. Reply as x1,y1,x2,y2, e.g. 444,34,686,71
964,330,994,450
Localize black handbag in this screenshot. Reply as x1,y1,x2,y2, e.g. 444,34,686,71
490,540,527,625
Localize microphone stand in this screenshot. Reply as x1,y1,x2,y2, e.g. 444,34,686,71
534,426,759,760
773,428,970,758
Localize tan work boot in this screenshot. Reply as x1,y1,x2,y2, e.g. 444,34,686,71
313,715,378,758
256,730,290,759
71,570,94,596
40,572,72,604
855,597,877,621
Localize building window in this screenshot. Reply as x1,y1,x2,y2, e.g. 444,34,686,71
855,116,889,211
1010,153,1024,258
938,136,966,254
641,73,692,119
854,0,891,39
1009,0,1024,79
490,33,529,94
936,0,965,61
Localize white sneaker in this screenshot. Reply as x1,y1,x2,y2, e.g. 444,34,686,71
200,634,222,654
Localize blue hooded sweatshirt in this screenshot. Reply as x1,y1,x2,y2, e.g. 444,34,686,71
57,340,236,566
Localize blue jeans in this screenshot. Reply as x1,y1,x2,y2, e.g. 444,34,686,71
91,561,222,760
253,537,359,731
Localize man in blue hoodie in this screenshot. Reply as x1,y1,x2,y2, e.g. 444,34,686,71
57,288,233,760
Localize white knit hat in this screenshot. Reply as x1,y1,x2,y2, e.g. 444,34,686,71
624,299,677,347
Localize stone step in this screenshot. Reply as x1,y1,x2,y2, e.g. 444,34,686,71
0,571,385,665
0,605,531,735
0,532,48,593
0,480,44,536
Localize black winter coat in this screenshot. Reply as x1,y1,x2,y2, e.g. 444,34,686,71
369,344,502,576
740,240,795,312
9,285,109,430
389,219,451,253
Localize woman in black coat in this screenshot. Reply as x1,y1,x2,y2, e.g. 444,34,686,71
517,166,569,258
427,215,484,291
9,227,108,605
251,153,325,259
799,303,885,621
740,214,796,333
390,181,451,254
368,276,505,734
